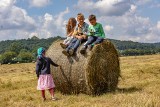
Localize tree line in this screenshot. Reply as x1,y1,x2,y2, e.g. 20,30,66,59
0,36,159,64
109,39,160,56
0,36,61,64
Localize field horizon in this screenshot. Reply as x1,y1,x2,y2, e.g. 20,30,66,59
0,54,160,107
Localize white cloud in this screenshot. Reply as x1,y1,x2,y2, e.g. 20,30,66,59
118,33,160,43
75,0,131,16
0,0,159,43
0,0,36,30
96,7,160,43
74,0,160,43
0,0,16,7
29,32,38,38
0,0,69,41
105,25,114,31
0,29,30,40
129,5,137,14
157,21,160,30
29,0,51,7
30,7,70,38
0,0,36,40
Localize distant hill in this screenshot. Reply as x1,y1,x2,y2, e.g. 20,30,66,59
109,39,160,50
109,39,160,55
0,36,61,54
0,36,160,56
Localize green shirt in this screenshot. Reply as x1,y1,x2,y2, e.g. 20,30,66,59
88,23,105,38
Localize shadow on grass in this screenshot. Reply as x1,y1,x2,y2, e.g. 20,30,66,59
90,87,142,96
116,87,142,93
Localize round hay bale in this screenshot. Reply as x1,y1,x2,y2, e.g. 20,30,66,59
46,39,120,95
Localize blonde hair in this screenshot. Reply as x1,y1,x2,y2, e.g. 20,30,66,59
66,17,77,35
77,13,85,20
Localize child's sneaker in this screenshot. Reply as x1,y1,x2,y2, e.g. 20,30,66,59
69,49,74,56
60,43,67,49
62,50,70,56
51,97,58,101
88,45,93,51
42,97,46,102
80,46,86,54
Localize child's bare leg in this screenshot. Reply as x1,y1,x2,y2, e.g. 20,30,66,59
41,90,46,100
49,88,54,98
49,88,57,100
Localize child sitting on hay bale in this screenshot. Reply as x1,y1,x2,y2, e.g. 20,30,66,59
62,13,89,56
36,47,61,101
60,17,77,49
80,14,105,54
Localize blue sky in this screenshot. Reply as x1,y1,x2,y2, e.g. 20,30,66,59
0,0,160,43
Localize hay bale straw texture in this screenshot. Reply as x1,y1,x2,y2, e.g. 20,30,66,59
46,39,120,95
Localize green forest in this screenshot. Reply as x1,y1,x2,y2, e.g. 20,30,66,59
0,36,159,64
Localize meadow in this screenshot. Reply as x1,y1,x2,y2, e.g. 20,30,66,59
0,55,160,107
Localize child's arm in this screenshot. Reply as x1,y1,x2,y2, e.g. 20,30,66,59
67,32,73,37
86,25,92,36
70,29,77,36
72,30,82,39
72,26,79,36
82,23,89,39
83,23,89,36
49,58,59,67
72,30,78,37
99,24,105,38
36,60,42,78
68,28,76,36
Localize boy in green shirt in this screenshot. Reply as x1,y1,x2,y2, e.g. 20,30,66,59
80,14,105,54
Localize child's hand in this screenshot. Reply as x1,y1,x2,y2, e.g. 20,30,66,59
82,35,87,39
90,32,95,35
76,36,79,39
77,36,83,39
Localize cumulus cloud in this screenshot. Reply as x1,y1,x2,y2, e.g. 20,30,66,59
114,16,159,42
0,0,36,30
129,5,137,14
75,0,131,16
119,13,160,43
29,0,51,7
0,0,16,7
157,21,160,30
105,25,114,32
75,0,160,43
0,0,69,41
0,0,36,40
0,0,159,43
95,3,160,43
30,7,70,38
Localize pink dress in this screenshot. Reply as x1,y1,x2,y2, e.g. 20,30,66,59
37,74,55,90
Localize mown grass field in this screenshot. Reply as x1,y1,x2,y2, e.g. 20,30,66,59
0,55,160,107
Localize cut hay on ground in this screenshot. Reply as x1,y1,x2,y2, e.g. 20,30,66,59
46,39,120,95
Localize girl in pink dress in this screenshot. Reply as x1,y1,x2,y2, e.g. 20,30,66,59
36,47,60,101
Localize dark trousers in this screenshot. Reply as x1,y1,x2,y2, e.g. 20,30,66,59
84,36,104,47
66,38,87,52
